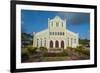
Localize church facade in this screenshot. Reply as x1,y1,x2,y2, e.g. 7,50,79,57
33,16,79,52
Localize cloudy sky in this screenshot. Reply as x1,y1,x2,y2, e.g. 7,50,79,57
21,10,90,39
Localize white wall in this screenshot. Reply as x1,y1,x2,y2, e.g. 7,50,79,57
0,0,99,73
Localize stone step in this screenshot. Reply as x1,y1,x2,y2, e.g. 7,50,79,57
48,48,64,53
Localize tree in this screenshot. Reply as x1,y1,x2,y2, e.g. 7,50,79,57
21,32,33,47
79,38,90,47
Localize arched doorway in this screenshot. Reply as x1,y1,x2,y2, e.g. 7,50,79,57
50,40,53,48
55,40,59,48
61,40,64,48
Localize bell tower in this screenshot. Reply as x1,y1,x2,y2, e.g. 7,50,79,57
48,16,66,35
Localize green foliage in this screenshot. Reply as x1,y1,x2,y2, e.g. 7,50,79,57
79,39,90,46
75,47,90,56
61,51,68,56
21,32,33,47
81,49,90,56
77,45,83,49
39,47,48,53
21,47,39,62
27,47,38,55
21,52,29,62
67,47,74,51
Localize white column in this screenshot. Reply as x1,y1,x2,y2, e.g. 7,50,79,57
59,40,61,48
53,40,55,48
47,39,49,49
69,38,71,47
64,39,66,49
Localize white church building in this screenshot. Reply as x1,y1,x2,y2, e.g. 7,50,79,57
33,16,79,52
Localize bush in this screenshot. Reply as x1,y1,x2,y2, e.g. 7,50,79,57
21,52,29,62
27,47,38,55
77,45,84,49
67,47,73,49
61,51,68,56
39,47,48,53
81,49,90,56
75,47,90,56
67,47,74,51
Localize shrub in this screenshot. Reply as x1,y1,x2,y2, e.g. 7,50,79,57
77,45,84,49
67,47,73,49
39,47,48,53
67,47,74,51
75,47,90,56
61,51,68,56
21,52,29,62
81,49,90,56
27,47,38,55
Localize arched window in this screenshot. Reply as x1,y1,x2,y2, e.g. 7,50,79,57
61,40,64,48
74,39,76,43
55,40,59,48
55,32,57,35
53,32,54,35
50,40,53,48
56,22,59,27
58,32,59,35
63,32,64,35
62,22,63,27
60,32,62,35
50,32,52,35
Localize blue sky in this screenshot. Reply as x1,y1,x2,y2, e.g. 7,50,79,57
21,10,90,39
